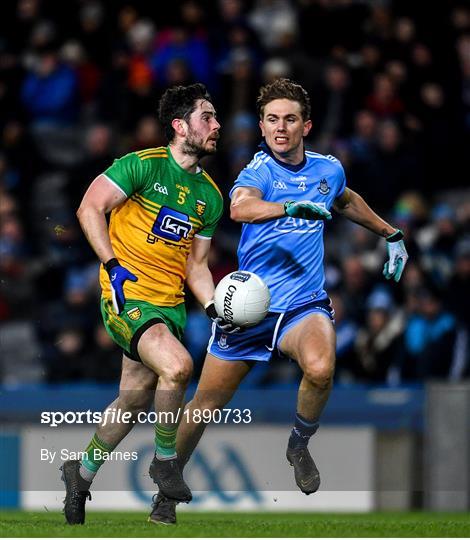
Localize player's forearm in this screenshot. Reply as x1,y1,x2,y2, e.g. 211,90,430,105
337,190,396,237
230,197,285,223
185,262,215,307
76,205,116,263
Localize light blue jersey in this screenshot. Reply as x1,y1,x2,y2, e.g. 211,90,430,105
229,144,346,312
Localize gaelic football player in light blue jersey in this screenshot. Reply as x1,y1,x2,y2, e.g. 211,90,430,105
151,79,408,523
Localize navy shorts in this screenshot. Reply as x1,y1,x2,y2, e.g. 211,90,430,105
207,298,335,362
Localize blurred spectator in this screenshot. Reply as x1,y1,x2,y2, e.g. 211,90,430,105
331,290,359,383
456,33,470,145
350,120,423,211
60,40,101,112
124,19,160,130
210,0,262,85
415,81,456,190
350,42,383,101
446,237,470,379
87,324,121,382
298,0,368,58
1,120,43,231
421,204,460,286
407,43,437,95
248,0,298,52
0,194,35,319
21,45,79,127
312,61,355,152
130,115,166,152
348,109,377,163
223,111,258,178
401,261,427,300
219,48,260,118
267,9,315,93
127,19,156,88
354,287,404,382
446,236,470,328
7,0,42,53
45,326,90,382
400,285,457,380
341,254,372,322
390,17,416,62
74,1,111,69
68,123,114,209
365,72,404,119
151,21,211,89
364,4,393,44
95,48,130,126
261,57,291,85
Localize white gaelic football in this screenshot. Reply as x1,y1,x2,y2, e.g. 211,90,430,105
214,271,271,327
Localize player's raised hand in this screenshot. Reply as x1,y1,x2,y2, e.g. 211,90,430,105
383,229,408,282
105,258,138,314
284,200,332,221
204,300,241,334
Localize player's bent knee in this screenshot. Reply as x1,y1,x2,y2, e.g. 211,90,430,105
302,358,334,389
161,357,193,384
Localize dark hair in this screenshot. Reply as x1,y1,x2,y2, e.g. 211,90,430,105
158,83,213,142
256,78,311,120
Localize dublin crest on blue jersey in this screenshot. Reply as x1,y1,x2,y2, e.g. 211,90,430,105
318,178,330,195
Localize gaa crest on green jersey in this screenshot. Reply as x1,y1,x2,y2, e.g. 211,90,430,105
196,199,207,216
126,307,142,320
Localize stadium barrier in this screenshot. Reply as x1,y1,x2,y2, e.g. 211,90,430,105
0,384,436,511
424,382,470,510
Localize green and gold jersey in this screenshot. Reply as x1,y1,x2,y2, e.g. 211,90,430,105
99,146,223,307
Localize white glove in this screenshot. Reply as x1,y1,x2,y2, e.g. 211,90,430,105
383,230,408,282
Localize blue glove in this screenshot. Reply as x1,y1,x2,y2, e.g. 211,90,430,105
104,258,138,314
284,200,332,220
205,301,241,334
383,230,408,283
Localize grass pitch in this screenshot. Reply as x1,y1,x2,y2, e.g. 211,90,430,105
1,510,470,537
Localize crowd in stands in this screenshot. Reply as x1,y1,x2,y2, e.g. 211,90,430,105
0,0,469,386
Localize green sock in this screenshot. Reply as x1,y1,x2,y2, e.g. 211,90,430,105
79,434,115,482
154,423,177,460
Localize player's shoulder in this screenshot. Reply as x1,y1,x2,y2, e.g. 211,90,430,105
305,150,342,166
127,147,169,179
109,148,168,168
305,151,345,175
245,150,272,172
133,146,169,161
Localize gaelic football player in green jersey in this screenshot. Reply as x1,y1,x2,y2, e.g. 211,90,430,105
61,84,237,525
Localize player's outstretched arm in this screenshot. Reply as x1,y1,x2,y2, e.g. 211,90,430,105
334,187,408,282
284,200,332,220
230,187,331,223
231,187,331,223
333,187,396,237
230,187,286,223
